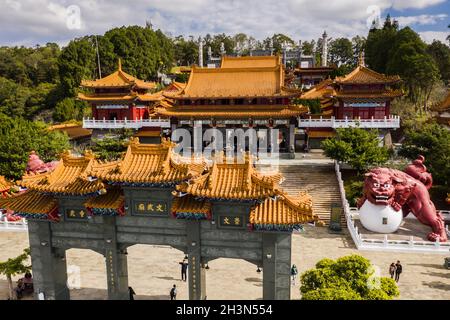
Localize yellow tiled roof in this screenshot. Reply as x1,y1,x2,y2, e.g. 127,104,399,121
171,195,211,215
250,192,317,226
177,155,282,200
0,191,58,215
164,58,299,99
77,93,138,102
335,65,400,84
85,188,124,210
221,56,280,69
300,79,335,99
154,103,308,119
48,124,92,140
19,150,105,195
93,138,205,185
81,60,156,90
335,90,403,99
0,176,12,193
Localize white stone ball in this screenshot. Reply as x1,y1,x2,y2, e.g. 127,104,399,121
359,201,403,234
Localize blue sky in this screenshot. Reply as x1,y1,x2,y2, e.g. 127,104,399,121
0,0,448,47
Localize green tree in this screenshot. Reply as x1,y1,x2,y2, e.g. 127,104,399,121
329,38,353,66
399,122,450,186
0,248,31,300
0,114,70,180
91,129,133,161
321,127,389,173
174,35,198,66
53,98,89,122
427,40,450,83
300,255,399,300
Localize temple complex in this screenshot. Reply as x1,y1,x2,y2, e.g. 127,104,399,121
79,60,170,130
0,140,317,300
298,54,402,148
155,55,307,155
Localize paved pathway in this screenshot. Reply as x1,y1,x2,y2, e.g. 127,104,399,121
1,227,448,300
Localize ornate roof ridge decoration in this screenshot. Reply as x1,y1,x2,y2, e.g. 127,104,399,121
0,190,59,221
80,59,156,90
93,138,205,186
19,150,105,196
220,55,281,69
176,153,283,201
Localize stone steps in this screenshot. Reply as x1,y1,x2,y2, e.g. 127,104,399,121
275,165,346,227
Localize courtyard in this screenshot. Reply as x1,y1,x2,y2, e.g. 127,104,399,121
1,225,448,300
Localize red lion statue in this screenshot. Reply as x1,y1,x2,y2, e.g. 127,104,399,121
357,156,447,242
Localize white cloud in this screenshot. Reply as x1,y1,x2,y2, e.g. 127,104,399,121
419,31,449,43
0,0,447,46
392,0,446,10
395,14,448,27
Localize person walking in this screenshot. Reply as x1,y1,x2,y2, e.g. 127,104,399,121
170,284,177,300
128,286,136,300
179,258,188,282
395,260,403,282
389,263,396,279
291,264,298,285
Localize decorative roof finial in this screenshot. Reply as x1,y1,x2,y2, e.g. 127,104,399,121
359,51,365,67
118,58,122,71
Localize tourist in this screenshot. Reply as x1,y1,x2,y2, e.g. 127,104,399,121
170,284,177,300
389,262,396,279
15,278,24,300
291,264,298,285
395,260,403,282
128,286,136,300
179,258,188,281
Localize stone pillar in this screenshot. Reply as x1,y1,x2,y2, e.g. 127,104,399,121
186,220,206,300
28,221,70,300
103,217,129,300
289,123,296,158
262,233,292,300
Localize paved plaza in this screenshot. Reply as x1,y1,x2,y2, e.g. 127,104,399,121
0,226,449,300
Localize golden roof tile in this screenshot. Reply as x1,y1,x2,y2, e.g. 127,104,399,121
0,191,58,220
335,65,400,84
176,154,282,201
220,56,281,69
93,138,205,185
80,59,156,90
171,195,211,219
250,192,318,229
0,176,12,193
85,188,124,211
164,56,299,99
19,150,105,195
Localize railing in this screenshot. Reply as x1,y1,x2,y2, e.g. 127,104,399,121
83,117,171,129
334,161,450,253
299,116,400,129
0,212,28,232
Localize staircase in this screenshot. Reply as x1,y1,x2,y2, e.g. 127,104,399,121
272,164,345,227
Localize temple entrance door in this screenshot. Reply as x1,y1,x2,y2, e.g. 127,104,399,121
126,244,188,300
205,258,262,300
65,248,108,300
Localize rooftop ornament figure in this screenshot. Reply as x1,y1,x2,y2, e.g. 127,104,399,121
357,155,447,242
